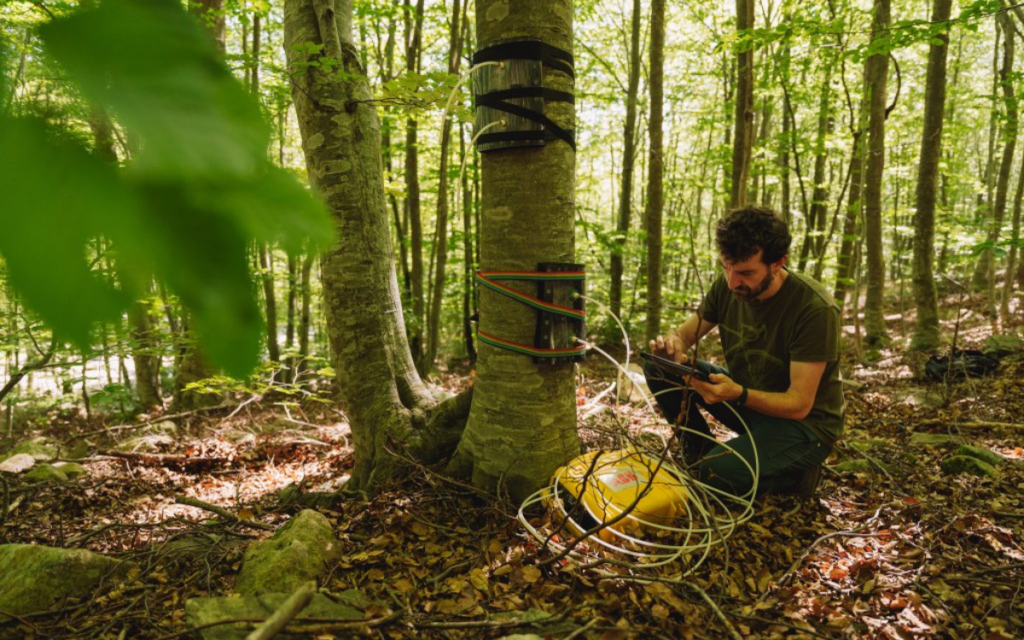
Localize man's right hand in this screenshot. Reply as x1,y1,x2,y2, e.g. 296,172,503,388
649,333,686,363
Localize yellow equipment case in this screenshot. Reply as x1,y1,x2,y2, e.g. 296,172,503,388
547,448,689,543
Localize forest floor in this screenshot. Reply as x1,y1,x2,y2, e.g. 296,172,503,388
1,314,1023,639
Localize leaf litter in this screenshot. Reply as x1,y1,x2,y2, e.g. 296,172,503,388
0,348,1022,639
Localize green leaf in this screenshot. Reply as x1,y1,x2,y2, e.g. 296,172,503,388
197,167,334,255
40,0,269,181
0,118,134,347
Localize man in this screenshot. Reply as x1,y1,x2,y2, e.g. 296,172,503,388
645,206,844,498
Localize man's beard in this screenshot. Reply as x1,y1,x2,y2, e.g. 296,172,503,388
731,270,774,302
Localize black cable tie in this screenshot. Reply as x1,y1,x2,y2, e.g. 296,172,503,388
472,40,575,79
478,87,575,104
475,94,576,150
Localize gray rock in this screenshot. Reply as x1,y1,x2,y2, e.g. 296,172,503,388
23,464,69,483
115,433,174,453
0,544,136,618
941,455,997,477
185,592,364,640
897,387,945,410
0,453,36,474
236,509,339,595
8,437,59,461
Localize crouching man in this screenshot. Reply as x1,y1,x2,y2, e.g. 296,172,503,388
646,206,844,498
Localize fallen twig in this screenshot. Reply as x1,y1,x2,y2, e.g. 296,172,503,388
175,496,275,531
75,404,234,438
100,451,229,473
918,419,1024,430
246,580,316,640
686,582,743,640
415,611,566,630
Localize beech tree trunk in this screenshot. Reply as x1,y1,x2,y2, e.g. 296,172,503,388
258,245,280,364
405,0,426,372
645,0,665,343
730,0,754,208
797,57,834,273
448,0,579,501
425,0,465,370
910,0,952,351
285,0,469,489
984,12,1016,321
609,0,642,326
863,0,890,347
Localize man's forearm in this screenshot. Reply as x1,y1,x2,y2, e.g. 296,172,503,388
740,387,812,421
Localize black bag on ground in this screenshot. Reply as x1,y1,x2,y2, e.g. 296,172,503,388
925,349,999,382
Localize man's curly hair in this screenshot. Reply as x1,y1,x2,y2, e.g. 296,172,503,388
715,205,792,264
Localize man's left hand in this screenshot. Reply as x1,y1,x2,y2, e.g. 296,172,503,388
690,373,744,405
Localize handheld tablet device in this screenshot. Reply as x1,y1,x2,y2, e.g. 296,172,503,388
639,352,711,382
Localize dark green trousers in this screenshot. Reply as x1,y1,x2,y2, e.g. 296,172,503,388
643,360,831,497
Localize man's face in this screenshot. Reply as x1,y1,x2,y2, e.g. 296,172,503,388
720,250,782,302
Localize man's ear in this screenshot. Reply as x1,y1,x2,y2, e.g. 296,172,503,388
774,255,789,273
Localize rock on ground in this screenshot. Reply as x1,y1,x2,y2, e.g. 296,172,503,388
235,509,339,595
185,591,365,640
0,544,137,618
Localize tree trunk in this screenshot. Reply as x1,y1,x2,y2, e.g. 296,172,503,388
910,0,952,351
972,25,1003,291
983,12,1016,321
835,62,868,313
645,0,665,343
297,251,314,374
797,57,834,273
460,125,477,362
285,0,469,489
259,245,280,363
425,0,465,371
189,0,225,55
1002,146,1023,323
448,0,579,501
863,0,890,347
173,0,226,410
405,0,426,372
730,0,755,208
609,0,642,326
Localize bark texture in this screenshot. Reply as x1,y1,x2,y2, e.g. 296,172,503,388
729,0,754,208
863,0,890,347
448,0,579,501
608,0,642,325
910,0,951,351
644,0,665,343
285,0,467,489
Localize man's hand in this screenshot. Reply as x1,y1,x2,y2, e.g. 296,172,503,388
649,333,687,363
689,372,743,405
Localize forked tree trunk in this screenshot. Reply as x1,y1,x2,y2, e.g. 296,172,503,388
448,0,580,501
285,0,469,489
910,0,952,351
863,0,890,347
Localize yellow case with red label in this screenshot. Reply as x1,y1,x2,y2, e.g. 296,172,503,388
548,449,688,543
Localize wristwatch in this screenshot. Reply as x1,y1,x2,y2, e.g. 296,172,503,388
736,386,749,407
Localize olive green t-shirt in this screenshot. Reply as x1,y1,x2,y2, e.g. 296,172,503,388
698,270,845,444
